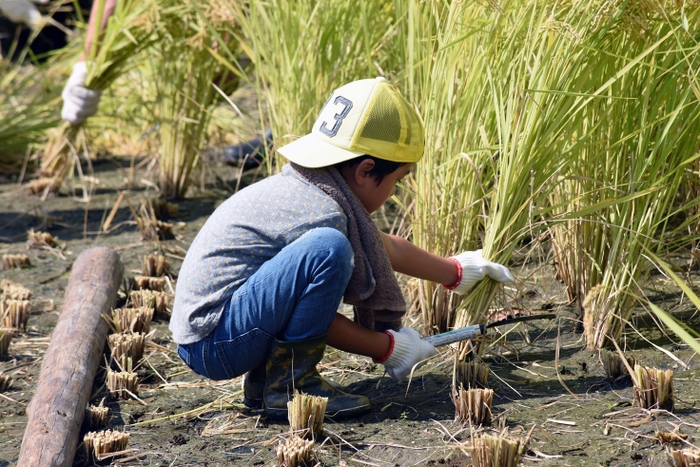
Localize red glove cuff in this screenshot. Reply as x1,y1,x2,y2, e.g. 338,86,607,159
373,331,395,364
442,257,462,290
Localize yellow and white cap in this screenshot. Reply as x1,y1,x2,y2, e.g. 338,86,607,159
277,77,424,168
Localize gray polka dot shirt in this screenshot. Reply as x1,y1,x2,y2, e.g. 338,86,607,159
170,164,348,344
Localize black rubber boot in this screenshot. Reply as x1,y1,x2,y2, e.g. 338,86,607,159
263,335,371,421
243,362,266,409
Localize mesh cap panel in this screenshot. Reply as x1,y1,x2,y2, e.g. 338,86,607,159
352,83,424,163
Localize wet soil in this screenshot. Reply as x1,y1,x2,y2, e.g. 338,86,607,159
1,154,699,467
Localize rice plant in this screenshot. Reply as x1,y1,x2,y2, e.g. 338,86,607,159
151,0,242,199
40,0,160,188
399,0,600,334
218,0,402,173
547,4,700,349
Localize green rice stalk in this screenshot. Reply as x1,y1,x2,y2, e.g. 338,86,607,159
40,0,160,188
220,0,401,174
569,5,700,349
400,0,599,335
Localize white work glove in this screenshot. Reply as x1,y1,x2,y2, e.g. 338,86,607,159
0,0,47,27
61,62,102,125
445,249,515,295
378,328,437,381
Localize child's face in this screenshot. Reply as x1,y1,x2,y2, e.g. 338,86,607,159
346,162,413,214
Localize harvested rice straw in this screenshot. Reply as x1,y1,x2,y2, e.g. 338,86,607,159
151,0,241,199
456,361,489,389
148,198,179,219
40,0,160,187
0,328,14,358
131,275,167,292
131,200,176,240
141,253,171,277
107,358,138,400
107,369,138,400
468,433,526,467
667,447,700,467
87,400,111,429
633,365,674,411
601,349,637,380
129,289,170,316
2,254,31,270
276,435,315,467
0,280,31,301
1,299,31,330
108,332,146,364
26,229,58,249
287,390,328,438
0,372,11,392
111,307,153,334
83,430,130,462
656,428,688,444
454,386,493,425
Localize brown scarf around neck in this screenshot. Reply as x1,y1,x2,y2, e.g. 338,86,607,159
289,163,404,331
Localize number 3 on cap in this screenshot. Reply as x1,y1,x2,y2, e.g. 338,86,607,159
319,96,353,138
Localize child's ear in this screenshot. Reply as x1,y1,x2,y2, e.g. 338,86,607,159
354,159,375,186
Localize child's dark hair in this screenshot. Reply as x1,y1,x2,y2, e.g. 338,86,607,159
335,155,406,185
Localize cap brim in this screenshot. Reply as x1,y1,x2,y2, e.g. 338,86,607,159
276,133,364,168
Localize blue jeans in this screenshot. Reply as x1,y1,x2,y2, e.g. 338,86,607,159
177,227,354,381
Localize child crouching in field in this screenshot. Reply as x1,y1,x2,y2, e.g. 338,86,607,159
169,77,514,420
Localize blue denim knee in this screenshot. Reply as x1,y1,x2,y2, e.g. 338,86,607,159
177,227,353,380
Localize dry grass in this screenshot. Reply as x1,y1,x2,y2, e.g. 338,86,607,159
129,289,170,317
667,447,700,467
25,229,59,249
600,349,638,380
83,430,130,463
455,361,490,389
467,431,527,467
276,434,315,467
1,254,31,270
633,365,674,411
107,368,139,400
0,299,31,330
454,387,493,425
131,276,168,292
287,391,327,439
108,332,146,365
0,372,12,392
111,307,154,334
0,280,32,301
141,253,171,277
87,400,111,430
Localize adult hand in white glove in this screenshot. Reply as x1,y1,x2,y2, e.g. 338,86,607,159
445,249,515,295
377,327,437,381
61,62,102,125
0,0,47,28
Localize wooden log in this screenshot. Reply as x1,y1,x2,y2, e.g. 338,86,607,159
18,247,124,467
